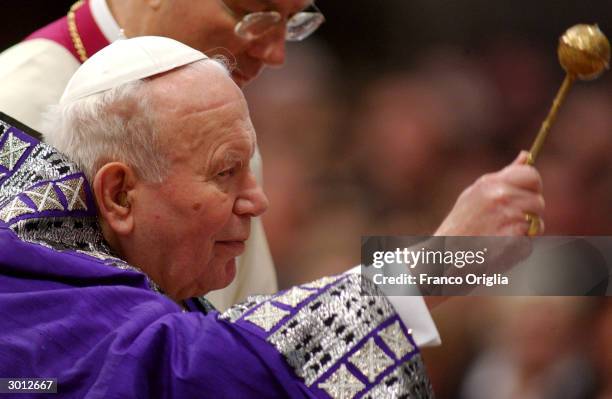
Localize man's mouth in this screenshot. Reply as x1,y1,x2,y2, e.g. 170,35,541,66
215,240,247,254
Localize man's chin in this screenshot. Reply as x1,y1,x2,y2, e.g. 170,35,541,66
223,257,237,285
194,257,238,297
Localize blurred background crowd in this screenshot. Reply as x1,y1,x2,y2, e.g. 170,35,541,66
2,1,612,397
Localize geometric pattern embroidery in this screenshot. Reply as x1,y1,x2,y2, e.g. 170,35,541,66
24,183,64,212
273,286,315,308
362,355,434,399
0,197,34,222
220,295,274,324
377,321,414,360
212,272,428,397
318,364,365,399
0,132,31,171
268,274,396,387
348,338,394,382
56,177,88,211
244,302,290,332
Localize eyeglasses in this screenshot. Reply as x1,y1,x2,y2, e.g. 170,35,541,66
219,1,325,42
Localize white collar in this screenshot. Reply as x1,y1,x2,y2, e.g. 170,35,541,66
89,0,124,42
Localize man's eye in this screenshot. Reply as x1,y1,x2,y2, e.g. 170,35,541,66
217,168,235,178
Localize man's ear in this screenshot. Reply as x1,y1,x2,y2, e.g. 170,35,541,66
93,162,137,236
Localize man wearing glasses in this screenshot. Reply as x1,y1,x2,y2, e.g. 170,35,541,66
0,0,325,311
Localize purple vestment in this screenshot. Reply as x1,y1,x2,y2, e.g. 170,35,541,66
0,114,433,398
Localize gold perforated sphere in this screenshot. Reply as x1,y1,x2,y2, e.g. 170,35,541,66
558,24,610,80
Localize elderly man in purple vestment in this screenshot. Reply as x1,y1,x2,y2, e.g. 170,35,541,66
0,0,548,314
0,36,544,398
0,0,326,311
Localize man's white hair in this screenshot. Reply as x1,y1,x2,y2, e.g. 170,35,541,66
42,59,229,183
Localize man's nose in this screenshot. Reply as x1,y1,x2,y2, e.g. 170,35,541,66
234,174,269,217
248,30,286,66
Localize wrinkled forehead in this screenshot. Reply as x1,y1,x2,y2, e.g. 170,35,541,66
146,63,255,150
148,62,240,111
157,102,256,168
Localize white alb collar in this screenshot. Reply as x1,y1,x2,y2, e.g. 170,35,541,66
89,0,124,42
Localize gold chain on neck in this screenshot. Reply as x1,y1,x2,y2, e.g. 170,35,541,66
67,0,88,62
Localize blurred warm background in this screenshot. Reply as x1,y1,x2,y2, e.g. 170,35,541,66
2,1,612,397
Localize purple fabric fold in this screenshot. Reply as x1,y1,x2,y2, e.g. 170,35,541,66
0,227,308,398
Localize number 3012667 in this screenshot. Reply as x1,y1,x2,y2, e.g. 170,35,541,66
0,378,57,393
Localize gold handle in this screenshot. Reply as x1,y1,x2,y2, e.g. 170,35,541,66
523,74,575,236
528,74,576,163
522,24,610,236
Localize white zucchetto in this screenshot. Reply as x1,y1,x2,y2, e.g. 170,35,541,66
60,36,208,104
